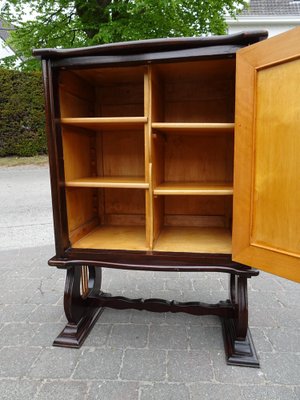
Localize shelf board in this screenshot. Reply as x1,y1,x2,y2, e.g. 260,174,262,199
154,182,233,195
154,226,232,254
152,122,234,134
65,176,149,189
72,225,147,250
60,117,147,130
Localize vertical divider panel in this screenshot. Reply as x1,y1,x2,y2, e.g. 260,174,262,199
150,66,165,245
144,66,152,249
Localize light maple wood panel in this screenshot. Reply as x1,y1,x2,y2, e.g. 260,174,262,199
154,182,233,195
73,225,148,250
66,176,149,189
66,188,99,244
62,128,94,181
154,227,232,253
59,70,95,117
163,135,234,183
60,117,147,130
152,123,234,134
252,58,300,256
233,27,300,282
152,59,235,123
99,130,145,178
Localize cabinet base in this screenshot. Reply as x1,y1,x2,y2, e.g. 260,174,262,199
222,318,259,367
51,261,259,367
53,307,104,348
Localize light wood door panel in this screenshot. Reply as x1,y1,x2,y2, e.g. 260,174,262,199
233,27,300,282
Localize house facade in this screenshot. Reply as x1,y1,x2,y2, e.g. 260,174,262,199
226,0,300,37
0,19,14,59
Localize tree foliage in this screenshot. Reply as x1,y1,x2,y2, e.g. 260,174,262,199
0,0,247,70
0,69,46,156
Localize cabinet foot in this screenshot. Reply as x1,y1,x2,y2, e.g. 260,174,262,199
53,307,104,348
222,318,259,367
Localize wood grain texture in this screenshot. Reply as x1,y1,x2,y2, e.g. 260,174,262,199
60,117,147,130
73,225,147,250
154,227,232,254
233,27,300,282
152,122,234,134
65,176,149,189
154,182,233,195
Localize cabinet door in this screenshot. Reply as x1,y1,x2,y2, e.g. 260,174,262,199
232,27,300,282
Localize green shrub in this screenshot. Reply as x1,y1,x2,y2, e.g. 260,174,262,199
0,68,46,157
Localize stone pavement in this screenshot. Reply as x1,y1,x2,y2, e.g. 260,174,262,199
0,245,299,400
0,165,299,399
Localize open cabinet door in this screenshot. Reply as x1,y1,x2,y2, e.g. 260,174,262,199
232,27,300,282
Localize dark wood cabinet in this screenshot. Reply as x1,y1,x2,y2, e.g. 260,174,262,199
34,28,300,368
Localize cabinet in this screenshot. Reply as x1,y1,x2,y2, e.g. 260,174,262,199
34,28,300,368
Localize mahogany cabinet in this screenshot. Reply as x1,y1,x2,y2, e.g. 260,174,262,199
33,28,300,368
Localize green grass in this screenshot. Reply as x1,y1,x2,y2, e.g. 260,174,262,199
0,155,49,167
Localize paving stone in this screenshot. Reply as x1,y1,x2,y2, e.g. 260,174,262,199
276,290,300,307
241,384,299,400
188,326,223,350
165,278,193,291
83,323,112,347
0,347,41,377
248,307,278,328
27,289,62,305
211,352,265,384
28,347,81,378
29,322,66,347
131,310,167,324
0,379,41,400
120,349,166,381
164,312,204,326
189,383,242,400
108,324,148,349
192,277,225,292
37,380,88,400
248,292,282,309
260,352,300,385
294,386,300,398
272,307,300,328
248,275,283,292
134,277,165,291
167,350,213,382
0,304,37,323
266,327,300,352
0,323,37,346
149,325,189,349
140,383,190,400
73,348,123,379
250,328,274,353
27,305,64,323
98,309,132,324
88,381,139,400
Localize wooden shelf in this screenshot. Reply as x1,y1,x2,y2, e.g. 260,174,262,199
154,227,232,254
65,176,149,189
154,182,233,195
60,117,147,130
72,225,147,250
152,122,234,134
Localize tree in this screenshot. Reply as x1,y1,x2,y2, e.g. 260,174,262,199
0,0,247,70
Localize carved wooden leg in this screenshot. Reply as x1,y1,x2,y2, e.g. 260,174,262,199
53,265,104,348
222,273,259,367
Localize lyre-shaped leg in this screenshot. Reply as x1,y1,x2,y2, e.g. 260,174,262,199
54,265,104,348
222,273,259,367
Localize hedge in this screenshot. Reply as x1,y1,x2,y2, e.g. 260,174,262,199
0,68,46,157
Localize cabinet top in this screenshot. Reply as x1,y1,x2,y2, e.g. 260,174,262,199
33,30,267,61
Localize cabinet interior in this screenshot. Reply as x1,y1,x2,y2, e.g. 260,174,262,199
58,58,236,253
